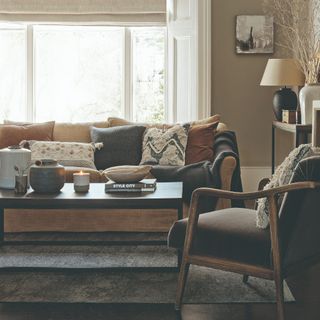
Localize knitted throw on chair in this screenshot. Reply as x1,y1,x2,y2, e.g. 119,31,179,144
256,144,316,229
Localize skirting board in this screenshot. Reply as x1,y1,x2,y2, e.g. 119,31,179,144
241,167,271,192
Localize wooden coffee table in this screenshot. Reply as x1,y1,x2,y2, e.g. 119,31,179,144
0,182,183,270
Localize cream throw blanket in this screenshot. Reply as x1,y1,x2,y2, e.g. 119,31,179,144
256,144,317,229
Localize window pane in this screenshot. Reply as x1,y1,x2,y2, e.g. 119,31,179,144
34,26,124,123
0,25,26,122
132,27,165,123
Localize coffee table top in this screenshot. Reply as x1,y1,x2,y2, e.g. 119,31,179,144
0,182,183,210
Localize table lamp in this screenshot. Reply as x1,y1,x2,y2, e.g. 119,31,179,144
260,59,305,121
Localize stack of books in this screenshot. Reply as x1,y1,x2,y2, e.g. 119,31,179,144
105,179,157,193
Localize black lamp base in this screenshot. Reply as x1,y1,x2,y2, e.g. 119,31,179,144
273,87,298,121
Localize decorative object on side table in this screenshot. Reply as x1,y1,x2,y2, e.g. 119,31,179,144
282,110,296,124
236,15,274,54
312,101,320,147
73,171,90,193
0,146,31,189
103,165,152,184
260,59,305,121
263,0,320,125
29,159,65,193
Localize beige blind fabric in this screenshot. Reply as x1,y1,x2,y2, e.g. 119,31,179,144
0,0,166,24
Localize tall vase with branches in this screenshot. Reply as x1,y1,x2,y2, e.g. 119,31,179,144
263,0,320,124
263,0,320,83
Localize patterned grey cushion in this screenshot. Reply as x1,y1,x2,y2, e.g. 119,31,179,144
140,125,189,166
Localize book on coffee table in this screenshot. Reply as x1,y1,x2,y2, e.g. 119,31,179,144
105,179,157,193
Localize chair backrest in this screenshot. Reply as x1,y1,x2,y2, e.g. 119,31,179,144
279,156,320,273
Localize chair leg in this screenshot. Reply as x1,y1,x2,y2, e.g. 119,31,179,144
274,275,285,320
175,260,190,311
243,275,249,283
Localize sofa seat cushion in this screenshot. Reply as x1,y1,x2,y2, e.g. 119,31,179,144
64,166,102,183
168,208,271,268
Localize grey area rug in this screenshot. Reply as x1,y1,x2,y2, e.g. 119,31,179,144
0,233,294,304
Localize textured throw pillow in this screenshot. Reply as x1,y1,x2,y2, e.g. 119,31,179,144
90,125,146,170
140,125,189,166
27,141,103,169
185,121,219,165
256,144,317,229
0,121,55,149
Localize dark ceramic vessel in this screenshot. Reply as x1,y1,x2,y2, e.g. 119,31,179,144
30,159,65,193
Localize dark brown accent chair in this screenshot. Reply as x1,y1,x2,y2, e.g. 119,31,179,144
168,156,320,320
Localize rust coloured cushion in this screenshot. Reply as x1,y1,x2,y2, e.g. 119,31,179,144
185,121,219,165
0,121,55,149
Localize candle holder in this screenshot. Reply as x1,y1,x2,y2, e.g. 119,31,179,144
73,171,90,193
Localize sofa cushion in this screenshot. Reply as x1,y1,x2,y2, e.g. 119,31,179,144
140,125,189,166
168,208,271,268
26,141,103,169
4,120,110,144
91,125,146,170
64,166,102,183
0,121,55,149
108,115,221,129
53,121,109,143
185,121,219,165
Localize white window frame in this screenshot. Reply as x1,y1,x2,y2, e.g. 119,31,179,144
3,23,167,123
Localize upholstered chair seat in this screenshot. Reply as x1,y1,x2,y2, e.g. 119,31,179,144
168,208,271,268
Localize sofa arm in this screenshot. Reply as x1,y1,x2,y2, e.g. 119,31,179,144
211,130,243,209
216,156,237,209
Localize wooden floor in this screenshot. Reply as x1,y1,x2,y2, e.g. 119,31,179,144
0,262,318,320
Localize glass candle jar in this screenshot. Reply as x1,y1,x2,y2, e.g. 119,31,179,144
73,171,90,193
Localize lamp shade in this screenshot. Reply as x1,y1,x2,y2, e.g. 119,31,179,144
260,59,305,86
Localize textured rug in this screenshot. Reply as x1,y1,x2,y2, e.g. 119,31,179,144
0,233,294,304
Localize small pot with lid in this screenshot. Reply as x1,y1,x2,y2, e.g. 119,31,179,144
30,159,65,193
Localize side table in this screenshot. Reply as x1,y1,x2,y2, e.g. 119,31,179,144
272,121,312,174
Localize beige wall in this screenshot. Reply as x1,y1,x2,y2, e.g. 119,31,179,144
212,0,293,167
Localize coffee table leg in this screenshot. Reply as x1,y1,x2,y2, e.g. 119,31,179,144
0,208,4,243
177,204,183,270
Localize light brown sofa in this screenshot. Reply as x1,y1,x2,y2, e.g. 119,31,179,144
5,119,240,233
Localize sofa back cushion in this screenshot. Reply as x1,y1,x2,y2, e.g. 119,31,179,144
108,115,221,129
91,125,146,170
53,121,109,143
0,121,55,149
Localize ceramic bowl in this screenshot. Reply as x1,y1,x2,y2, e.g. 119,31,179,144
104,165,152,183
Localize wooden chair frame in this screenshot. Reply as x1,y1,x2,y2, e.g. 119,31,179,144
175,181,320,320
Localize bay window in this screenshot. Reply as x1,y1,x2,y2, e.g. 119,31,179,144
0,24,166,123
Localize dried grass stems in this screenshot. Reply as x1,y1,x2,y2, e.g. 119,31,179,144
263,0,320,84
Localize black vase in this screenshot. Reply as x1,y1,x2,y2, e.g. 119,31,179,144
273,87,298,121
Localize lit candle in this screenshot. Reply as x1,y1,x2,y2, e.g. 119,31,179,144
73,171,90,193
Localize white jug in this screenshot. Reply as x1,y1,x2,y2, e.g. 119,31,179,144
0,146,31,189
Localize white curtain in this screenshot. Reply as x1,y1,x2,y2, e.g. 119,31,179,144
0,0,166,24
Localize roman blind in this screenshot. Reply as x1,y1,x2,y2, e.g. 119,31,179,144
0,0,166,24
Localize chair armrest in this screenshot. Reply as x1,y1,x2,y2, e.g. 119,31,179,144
192,181,319,201
182,181,320,259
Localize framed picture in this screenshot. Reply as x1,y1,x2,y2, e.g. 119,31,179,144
236,15,274,54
